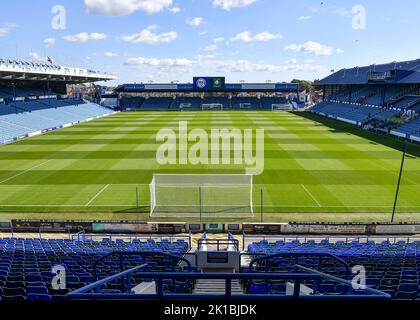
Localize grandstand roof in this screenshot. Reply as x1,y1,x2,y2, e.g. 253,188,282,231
0,58,116,84
315,58,420,85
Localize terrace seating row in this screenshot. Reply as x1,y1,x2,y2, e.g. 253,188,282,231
247,240,420,300
0,237,189,300
0,99,113,143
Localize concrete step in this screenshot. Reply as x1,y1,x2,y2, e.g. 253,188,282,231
193,279,244,294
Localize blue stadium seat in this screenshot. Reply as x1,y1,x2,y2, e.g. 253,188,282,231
248,239,420,298
0,237,190,299
0,99,113,143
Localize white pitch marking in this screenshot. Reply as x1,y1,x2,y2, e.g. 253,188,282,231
301,184,321,207
1,204,420,208
85,184,110,206
0,160,52,185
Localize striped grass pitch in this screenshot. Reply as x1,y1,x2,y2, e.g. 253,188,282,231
0,110,419,223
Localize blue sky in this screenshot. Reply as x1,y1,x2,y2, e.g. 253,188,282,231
1,0,419,85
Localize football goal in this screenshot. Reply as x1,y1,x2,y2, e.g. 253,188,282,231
239,103,253,109
202,103,223,110
272,103,292,111
150,174,254,218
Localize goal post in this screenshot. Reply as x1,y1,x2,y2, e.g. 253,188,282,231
272,103,292,111
149,174,254,218
202,103,223,111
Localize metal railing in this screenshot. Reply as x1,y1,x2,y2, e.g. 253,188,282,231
92,251,193,292
198,238,240,251
67,264,390,300
70,233,192,250
242,234,420,250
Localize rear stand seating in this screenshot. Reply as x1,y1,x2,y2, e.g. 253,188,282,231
0,237,189,301
246,239,420,300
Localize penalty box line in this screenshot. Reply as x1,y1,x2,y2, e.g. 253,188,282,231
301,184,321,207
0,160,52,185
85,184,110,206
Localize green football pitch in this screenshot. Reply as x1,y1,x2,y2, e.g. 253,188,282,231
0,110,419,223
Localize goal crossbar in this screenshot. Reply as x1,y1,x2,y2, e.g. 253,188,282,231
150,174,254,218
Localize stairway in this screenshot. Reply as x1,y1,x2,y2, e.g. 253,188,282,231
241,253,252,268
193,279,244,295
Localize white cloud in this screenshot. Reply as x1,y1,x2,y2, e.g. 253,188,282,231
199,31,208,36
63,32,107,43
0,22,17,37
230,31,282,43
186,17,204,26
122,25,177,44
84,0,173,16
299,16,310,20
168,6,180,13
0,28,9,37
43,38,56,47
213,0,258,11
29,52,45,62
125,55,326,74
126,56,195,67
284,41,334,56
203,44,218,52
105,51,118,57
201,37,225,52
334,7,352,17
336,48,345,54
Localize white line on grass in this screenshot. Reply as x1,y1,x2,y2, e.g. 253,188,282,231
0,160,52,185
1,204,420,208
85,184,110,206
301,184,321,207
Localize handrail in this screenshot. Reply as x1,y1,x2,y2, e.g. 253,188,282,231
198,238,240,252
69,233,192,250
67,269,390,300
242,234,420,249
247,252,351,280
93,251,192,280
72,230,86,242
81,264,149,294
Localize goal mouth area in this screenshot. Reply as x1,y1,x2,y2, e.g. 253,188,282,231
150,205,254,219
202,103,224,110
272,103,292,111
149,174,254,219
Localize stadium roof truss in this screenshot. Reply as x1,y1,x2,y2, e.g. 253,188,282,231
315,58,420,85
0,60,116,84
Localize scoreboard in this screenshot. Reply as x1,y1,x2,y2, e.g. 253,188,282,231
193,77,225,91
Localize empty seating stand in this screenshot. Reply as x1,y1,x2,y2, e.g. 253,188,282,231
248,239,420,300
0,237,189,301
311,101,405,125
0,99,113,144
140,98,173,110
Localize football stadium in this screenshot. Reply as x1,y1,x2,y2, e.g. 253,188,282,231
1,0,420,313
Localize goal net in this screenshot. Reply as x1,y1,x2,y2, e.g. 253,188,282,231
239,103,253,109
179,103,194,110
202,103,223,110
272,103,292,111
150,174,254,218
